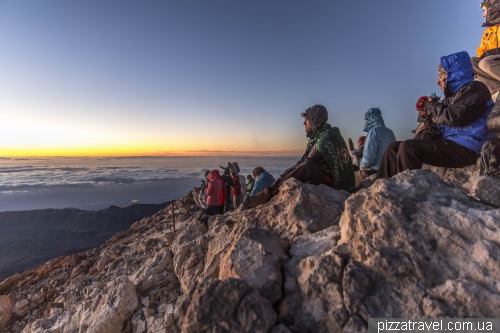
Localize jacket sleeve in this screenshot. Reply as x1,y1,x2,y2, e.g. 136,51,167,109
360,130,378,168
425,82,491,128
477,29,488,58
206,182,213,196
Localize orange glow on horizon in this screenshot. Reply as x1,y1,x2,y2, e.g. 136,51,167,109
0,147,303,158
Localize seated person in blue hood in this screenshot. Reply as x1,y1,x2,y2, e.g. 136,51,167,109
242,104,355,209
250,167,275,195
359,108,396,178
376,51,494,179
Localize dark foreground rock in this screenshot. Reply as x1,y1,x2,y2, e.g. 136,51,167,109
1,170,499,332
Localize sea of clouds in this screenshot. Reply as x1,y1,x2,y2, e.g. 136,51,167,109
0,157,296,192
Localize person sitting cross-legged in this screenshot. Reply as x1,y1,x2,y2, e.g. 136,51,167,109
242,104,355,209
376,51,494,180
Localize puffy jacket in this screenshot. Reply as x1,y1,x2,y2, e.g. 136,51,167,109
360,108,396,170
477,0,500,58
251,171,275,195
477,26,500,58
205,170,222,206
425,51,494,153
213,170,226,205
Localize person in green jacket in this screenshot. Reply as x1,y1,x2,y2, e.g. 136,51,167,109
242,104,355,209
245,175,255,194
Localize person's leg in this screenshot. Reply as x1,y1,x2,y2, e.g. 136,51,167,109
475,56,500,95
269,159,333,195
376,141,402,179
396,139,478,171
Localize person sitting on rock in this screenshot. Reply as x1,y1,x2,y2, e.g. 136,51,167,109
471,0,500,100
348,136,366,170
359,108,396,179
376,51,494,179
249,167,275,195
245,174,255,194
242,104,355,209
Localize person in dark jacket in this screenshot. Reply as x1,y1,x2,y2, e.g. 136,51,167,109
242,104,355,209
219,162,232,177
376,51,494,179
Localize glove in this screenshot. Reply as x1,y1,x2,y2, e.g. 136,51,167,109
416,96,430,114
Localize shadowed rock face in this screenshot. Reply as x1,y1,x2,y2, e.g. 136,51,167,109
0,171,499,333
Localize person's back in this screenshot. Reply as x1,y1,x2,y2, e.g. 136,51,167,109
250,168,275,195
205,170,222,207
360,108,396,171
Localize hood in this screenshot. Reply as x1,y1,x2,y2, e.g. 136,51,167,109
208,170,218,181
363,108,385,132
303,105,328,138
440,51,474,96
213,170,222,181
482,0,500,26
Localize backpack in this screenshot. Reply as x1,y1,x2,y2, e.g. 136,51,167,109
481,138,500,177
414,118,441,140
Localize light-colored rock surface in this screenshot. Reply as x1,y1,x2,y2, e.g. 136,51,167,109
2,171,500,332
0,296,12,330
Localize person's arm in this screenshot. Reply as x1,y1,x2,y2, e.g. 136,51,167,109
360,130,378,168
425,82,491,127
206,181,213,196
347,138,354,151
477,29,488,58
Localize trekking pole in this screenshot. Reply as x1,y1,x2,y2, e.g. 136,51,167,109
171,201,175,238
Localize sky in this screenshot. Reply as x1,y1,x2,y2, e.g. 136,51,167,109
0,0,486,157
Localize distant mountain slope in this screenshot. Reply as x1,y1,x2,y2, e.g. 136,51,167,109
0,203,169,281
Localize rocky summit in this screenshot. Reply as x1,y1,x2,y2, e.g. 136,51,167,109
1,169,499,333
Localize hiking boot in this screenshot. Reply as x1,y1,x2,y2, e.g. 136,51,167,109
476,176,500,208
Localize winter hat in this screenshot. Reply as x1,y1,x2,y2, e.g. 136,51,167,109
358,136,366,144
437,64,447,76
481,0,500,26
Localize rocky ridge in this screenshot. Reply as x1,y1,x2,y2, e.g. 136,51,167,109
0,168,499,333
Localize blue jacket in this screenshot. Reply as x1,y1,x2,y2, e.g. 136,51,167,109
426,51,494,153
250,171,275,195
361,108,396,170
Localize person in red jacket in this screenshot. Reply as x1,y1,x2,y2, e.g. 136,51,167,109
230,171,242,210
205,170,222,214
213,170,226,214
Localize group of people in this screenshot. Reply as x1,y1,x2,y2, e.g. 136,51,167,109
200,0,500,214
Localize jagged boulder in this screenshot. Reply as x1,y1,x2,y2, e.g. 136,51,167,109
177,278,276,333
4,171,500,333
339,169,500,318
